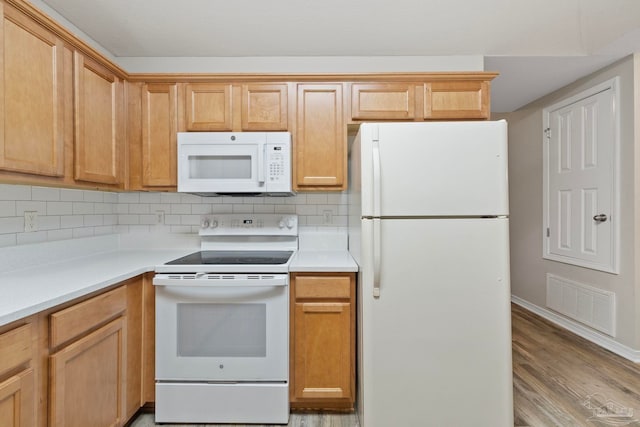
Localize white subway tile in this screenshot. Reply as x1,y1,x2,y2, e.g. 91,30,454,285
295,205,317,215
306,194,328,204
243,197,263,204
164,215,182,225
73,228,94,238
32,186,60,201
115,204,129,214
118,215,140,225
0,217,24,234
221,196,235,204
191,204,213,215
285,194,307,204
17,230,47,245
103,192,118,203
94,203,114,214
103,215,118,225
170,225,192,233
47,229,73,242
130,203,150,214
297,216,307,226
46,201,73,215
16,201,46,215
0,184,31,201
327,192,348,204
60,215,84,229
139,192,162,203
138,214,157,225
306,216,324,226
84,215,104,227
72,202,95,215
0,201,16,217
338,205,348,215
160,193,182,204
274,205,295,214
180,194,202,204
129,225,150,233
114,225,130,233
180,215,200,225
118,193,140,203
333,216,348,226
211,204,233,214
149,203,171,212
39,215,61,231
60,188,84,201
83,190,104,202
317,205,339,215
171,204,191,214
254,204,275,213
232,204,253,213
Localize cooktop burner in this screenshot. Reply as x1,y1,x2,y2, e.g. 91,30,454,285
165,250,294,266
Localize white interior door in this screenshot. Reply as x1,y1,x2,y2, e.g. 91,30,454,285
543,78,619,273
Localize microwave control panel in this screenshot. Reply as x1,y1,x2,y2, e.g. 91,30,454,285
266,142,291,191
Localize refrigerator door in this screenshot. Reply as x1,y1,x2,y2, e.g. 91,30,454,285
359,121,509,217
359,217,513,427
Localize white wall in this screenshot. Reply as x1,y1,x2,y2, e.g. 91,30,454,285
501,55,639,349
0,184,347,248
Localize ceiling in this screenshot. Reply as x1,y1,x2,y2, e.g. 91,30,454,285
37,0,640,112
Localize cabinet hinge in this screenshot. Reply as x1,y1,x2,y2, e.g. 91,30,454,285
547,227,550,237
544,128,551,140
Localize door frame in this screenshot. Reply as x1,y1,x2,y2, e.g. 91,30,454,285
542,76,620,273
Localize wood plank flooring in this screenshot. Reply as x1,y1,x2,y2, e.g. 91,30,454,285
131,304,640,426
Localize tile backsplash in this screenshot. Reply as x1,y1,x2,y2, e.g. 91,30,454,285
0,184,348,248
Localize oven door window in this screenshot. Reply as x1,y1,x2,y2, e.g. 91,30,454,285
177,303,266,358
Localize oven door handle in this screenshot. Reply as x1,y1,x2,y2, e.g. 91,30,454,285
153,275,288,287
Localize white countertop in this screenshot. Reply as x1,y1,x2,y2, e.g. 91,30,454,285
0,230,358,327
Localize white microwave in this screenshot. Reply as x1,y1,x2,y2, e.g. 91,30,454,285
177,132,293,196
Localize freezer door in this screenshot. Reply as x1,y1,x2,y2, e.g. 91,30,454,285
359,121,509,217
359,217,513,427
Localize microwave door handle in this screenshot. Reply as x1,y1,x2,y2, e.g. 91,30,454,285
257,144,266,185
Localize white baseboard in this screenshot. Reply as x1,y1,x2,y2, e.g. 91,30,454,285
511,296,640,363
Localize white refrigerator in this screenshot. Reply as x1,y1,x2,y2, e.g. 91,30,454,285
348,121,513,427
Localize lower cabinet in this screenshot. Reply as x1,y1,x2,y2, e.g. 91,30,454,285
49,318,125,427
290,273,355,410
0,322,36,427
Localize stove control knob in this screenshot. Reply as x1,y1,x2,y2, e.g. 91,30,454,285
201,219,210,229
278,219,286,229
210,220,218,229
286,217,295,229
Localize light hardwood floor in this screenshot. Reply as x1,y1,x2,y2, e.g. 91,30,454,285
131,305,640,426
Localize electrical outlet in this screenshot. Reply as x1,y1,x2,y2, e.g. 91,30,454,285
322,210,333,224
155,210,165,225
24,211,38,232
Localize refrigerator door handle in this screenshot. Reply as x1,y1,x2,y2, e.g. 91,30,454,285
372,139,381,217
373,218,381,297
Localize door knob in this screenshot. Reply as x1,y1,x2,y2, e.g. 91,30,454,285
593,214,608,223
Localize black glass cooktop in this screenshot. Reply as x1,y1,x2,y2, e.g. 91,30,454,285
165,250,294,265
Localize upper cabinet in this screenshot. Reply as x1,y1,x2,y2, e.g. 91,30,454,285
424,80,489,119
141,83,178,187
184,83,288,132
295,84,345,191
351,83,416,120
349,75,493,122
0,3,64,177
185,83,232,131
73,52,124,185
241,84,288,130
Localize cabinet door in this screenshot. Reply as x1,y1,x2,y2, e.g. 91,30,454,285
0,4,64,176
142,83,177,186
351,83,415,120
0,369,35,427
241,84,288,130
293,301,352,401
185,83,232,131
49,318,125,427
74,53,123,184
424,80,489,120
295,84,345,190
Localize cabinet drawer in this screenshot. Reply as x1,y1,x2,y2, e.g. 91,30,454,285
294,275,352,300
351,83,415,120
0,324,32,377
50,286,126,348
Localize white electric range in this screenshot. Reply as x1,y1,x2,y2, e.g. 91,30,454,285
153,213,297,425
